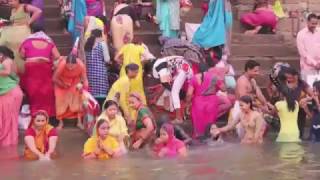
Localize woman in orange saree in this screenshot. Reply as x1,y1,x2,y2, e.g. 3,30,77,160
53,54,88,130
24,110,58,160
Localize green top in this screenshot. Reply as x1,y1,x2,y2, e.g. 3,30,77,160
10,5,30,24
136,106,154,130
0,64,19,95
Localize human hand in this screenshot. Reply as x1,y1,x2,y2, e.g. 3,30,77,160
158,148,168,157
132,139,143,150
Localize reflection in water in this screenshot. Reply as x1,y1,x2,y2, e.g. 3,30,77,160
1,130,320,180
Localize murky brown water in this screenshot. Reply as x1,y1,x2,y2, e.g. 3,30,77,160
1,128,320,180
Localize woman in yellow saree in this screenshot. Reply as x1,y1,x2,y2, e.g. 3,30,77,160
24,110,58,160
0,0,42,73
82,119,122,160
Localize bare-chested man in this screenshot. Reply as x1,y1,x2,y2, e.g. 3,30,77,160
218,60,271,137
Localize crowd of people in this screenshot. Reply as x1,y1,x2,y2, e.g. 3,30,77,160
1,0,320,161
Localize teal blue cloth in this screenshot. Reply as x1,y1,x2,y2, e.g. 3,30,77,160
224,75,236,89
68,0,87,42
192,0,233,48
156,0,179,38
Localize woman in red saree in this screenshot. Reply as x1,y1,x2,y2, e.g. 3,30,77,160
24,110,58,160
53,54,88,129
20,25,60,119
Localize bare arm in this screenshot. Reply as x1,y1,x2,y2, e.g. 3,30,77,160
25,4,42,26
46,136,58,155
25,136,44,158
178,147,187,157
254,112,266,142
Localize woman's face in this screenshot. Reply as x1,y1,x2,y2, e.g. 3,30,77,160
105,105,118,119
33,115,47,128
210,124,219,137
285,73,297,84
313,87,319,97
239,101,251,113
98,122,110,138
66,63,76,70
159,128,169,142
128,96,140,109
8,0,20,7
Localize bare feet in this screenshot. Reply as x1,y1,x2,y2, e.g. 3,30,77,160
244,29,258,35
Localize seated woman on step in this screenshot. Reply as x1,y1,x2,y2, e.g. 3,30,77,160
240,0,277,35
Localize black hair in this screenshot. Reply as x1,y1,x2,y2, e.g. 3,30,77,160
96,119,109,131
279,85,296,112
66,54,77,64
239,95,254,110
84,29,102,52
30,23,44,33
244,60,260,72
0,46,14,60
313,81,320,94
199,62,208,84
125,63,139,74
308,13,318,21
103,100,118,110
143,60,155,75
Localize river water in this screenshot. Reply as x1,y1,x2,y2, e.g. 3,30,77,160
1,128,320,180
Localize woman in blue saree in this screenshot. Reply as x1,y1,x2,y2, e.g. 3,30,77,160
192,0,232,49
156,0,180,38
68,0,87,42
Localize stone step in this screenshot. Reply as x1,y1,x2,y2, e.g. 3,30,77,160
231,33,285,44
231,44,298,57
47,32,73,47
229,56,300,71
57,45,72,56
43,5,61,19
44,0,58,6
44,17,63,33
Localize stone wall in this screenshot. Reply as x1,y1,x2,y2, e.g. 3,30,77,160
234,0,320,43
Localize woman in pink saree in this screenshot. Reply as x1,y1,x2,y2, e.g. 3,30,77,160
20,25,60,118
186,64,232,138
240,0,277,34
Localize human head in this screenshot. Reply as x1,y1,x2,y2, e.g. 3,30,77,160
279,85,296,112
103,100,119,119
239,95,253,113
66,54,77,70
128,92,143,109
32,110,49,129
244,60,260,78
0,45,14,62
8,0,21,8
313,81,320,97
307,13,318,33
96,119,110,139
125,63,139,79
159,123,175,142
209,124,220,138
282,66,299,84
84,29,102,52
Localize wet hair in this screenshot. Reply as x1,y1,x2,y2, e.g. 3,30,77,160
66,54,77,64
30,23,45,33
199,62,209,84
125,63,139,74
308,13,318,21
239,95,254,110
244,60,260,71
0,46,14,60
144,60,155,75
103,100,118,110
313,81,320,94
279,85,296,112
84,29,102,52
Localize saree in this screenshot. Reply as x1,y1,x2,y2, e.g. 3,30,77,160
83,135,119,160
30,0,44,27
85,0,103,17
192,0,232,48
68,0,87,42
153,123,185,157
24,115,58,160
190,72,222,137
156,0,180,38
0,5,31,72
0,68,23,146
111,4,134,51
19,32,56,117
240,8,277,30
54,59,87,120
